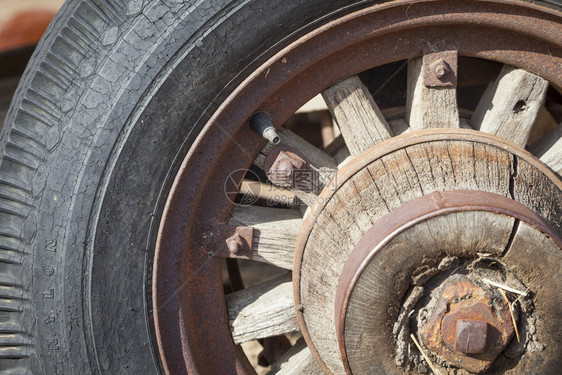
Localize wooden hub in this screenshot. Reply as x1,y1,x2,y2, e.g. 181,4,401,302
293,129,562,374
336,190,562,374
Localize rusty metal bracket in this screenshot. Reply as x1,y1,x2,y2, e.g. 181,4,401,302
209,224,254,259
264,146,307,188
423,50,458,87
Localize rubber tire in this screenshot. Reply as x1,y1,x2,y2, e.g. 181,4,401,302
0,0,560,374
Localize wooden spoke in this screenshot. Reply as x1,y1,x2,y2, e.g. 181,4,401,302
388,118,410,136
530,123,562,174
269,339,323,375
471,65,549,147
322,76,393,156
323,135,351,166
228,206,302,270
529,106,558,145
227,273,298,344
406,57,460,129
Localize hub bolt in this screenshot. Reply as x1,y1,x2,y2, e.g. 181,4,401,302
454,319,489,354
430,58,449,79
267,151,306,188
226,233,244,255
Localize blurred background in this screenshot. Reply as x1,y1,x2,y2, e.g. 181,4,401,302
0,0,64,127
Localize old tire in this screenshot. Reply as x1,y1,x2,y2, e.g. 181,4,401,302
0,0,560,374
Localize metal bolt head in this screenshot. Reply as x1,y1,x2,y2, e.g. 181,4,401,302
276,159,295,178
430,58,449,79
454,319,488,354
266,150,306,188
226,234,243,255
420,276,515,373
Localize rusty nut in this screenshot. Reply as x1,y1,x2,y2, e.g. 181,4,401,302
430,58,449,79
266,150,306,188
226,233,244,255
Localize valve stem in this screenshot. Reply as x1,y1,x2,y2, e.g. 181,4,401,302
250,112,280,145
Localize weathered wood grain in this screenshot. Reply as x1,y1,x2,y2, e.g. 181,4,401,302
530,123,562,175
502,221,562,373
344,211,515,374
269,340,323,375
471,65,548,147
299,140,514,374
322,76,393,156
228,206,302,270
406,57,460,129
512,157,562,234
529,106,558,146
227,273,298,344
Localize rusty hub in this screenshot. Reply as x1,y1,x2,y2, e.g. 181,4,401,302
421,276,514,373
330,185,562,374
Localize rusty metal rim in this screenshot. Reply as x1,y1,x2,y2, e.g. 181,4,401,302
333,190,562,374
151,1,562,373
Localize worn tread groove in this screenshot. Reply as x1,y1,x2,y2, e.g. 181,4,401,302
0,287,27,301
0,255,24,266
0,233,24,244
17,108,54,130
68,15,103,45
81,1,113,25
37,64,71,87
0,205,27,220
2,159,37,176
92,0,125,23
11,129,49,148
26,89,63,116
6,139,45,160
0,244,26,254
43,54,75,83
60,25,91,55
55,30,86,60
33,70,66,92
2,153,40,172
0,179,32,195
21,98,59,123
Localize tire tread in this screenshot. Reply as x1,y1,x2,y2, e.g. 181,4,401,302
0,0,131,371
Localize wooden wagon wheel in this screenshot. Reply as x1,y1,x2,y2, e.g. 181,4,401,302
153,1,562,374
